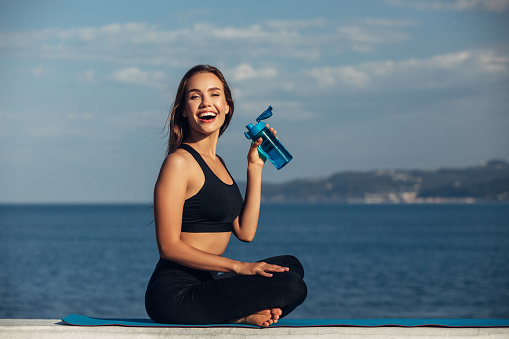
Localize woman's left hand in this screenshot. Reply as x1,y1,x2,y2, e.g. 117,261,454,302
234,261,289,277
247,124,276,167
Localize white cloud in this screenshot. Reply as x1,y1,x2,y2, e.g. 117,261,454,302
309,66,371,88
210,24,270,40
0,20,413,66
266,18,327,30
333,18,415,53
337,25,411,53
337,25,409,45
2,107,159,143
308,48,509,90
110,67,167,89
230,64,278,81
385,0,509,12
31,66,45,77
29,66,55,77
363,18,419,27
77,69,97,84
0,110,15,138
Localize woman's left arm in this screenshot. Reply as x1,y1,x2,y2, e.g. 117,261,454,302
232,126,275,242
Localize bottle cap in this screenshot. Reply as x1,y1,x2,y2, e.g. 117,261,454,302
256,106,273,122
244,106,273,140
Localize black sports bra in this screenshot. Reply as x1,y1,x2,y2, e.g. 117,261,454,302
179,144,243,233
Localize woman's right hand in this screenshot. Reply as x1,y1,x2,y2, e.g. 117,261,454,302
234,261,289,277
247,124,276,168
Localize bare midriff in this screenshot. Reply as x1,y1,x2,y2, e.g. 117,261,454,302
180,231,232,256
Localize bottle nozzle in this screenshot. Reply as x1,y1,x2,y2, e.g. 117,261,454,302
256,106,273,122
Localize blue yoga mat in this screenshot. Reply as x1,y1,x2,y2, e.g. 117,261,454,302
61,314,509,328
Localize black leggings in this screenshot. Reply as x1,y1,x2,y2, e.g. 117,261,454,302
145,255,307,324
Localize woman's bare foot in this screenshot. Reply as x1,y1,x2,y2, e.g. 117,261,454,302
231,308,282,327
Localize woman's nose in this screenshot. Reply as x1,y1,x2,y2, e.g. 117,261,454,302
200,96,211,107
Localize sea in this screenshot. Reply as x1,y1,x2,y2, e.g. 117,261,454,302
1,203,508,320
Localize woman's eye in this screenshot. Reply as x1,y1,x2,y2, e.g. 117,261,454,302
190,94,200,99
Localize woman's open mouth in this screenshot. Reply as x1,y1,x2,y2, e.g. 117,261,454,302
198,112,218,123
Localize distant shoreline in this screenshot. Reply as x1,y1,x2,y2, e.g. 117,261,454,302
1,160,507,205
2,200,509,205
250,159,509,204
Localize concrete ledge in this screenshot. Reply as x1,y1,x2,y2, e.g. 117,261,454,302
1,319,508,338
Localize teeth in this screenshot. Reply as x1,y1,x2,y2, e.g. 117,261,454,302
199,112,217,118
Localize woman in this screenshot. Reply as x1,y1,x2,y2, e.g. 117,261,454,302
145,65,307,327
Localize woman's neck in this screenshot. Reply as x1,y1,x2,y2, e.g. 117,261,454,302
183,132,219,159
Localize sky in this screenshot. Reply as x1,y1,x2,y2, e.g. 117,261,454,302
0,0,508,203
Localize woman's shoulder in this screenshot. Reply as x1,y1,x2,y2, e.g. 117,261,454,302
156,147,202,194
160,148,194,173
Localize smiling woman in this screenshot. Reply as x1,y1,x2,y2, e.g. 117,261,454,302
144,65,307,327
182,73,231,136
166,65,234,155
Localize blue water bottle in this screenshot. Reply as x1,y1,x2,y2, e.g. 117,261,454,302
244,106,293,170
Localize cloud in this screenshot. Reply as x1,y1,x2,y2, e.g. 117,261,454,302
110,67,167,89
77,69,97,84
1,107,160,143
337,25,411,53
29,66,55,78
230,64,278,81
0,110,15,138
0,19,413,66
362,18,419,27
266,18,327,30
31,66,45,77
385,0,509,12
307,48,509,90
309,65,371,88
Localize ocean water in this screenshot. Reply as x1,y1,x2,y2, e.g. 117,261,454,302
0,203,508,320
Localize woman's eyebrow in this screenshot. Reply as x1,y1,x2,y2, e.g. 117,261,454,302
187,87,222,93
187,87,222,94
208,87,222,92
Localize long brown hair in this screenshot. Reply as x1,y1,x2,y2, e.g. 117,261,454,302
165,65,235,155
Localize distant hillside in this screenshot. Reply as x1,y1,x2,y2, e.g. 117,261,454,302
246,160,509,203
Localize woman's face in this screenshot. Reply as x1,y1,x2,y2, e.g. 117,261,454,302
183,72,230,137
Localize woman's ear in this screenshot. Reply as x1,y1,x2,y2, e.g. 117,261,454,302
182,109,188,118
225,105,230,114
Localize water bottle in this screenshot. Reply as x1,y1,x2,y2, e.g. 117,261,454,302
244,106,293,170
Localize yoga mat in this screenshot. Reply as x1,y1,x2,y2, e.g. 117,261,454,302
62,314,509,328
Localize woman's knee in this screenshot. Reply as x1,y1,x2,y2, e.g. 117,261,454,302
274,271,307,306
287,255,304,278
263,255,305,279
